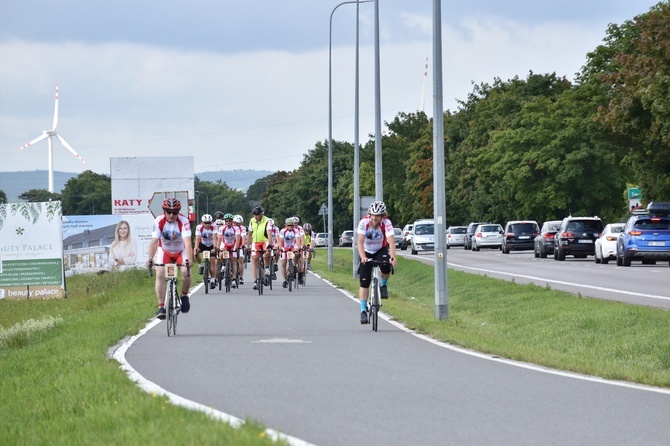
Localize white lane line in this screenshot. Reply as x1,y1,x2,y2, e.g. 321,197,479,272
311,272,670,396
110,288,315,446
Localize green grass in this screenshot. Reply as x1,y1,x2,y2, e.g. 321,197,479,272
0,268,286,445
311,248,670,387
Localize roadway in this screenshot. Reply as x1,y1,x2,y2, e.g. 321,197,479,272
401,245,670,310
120,266,670,446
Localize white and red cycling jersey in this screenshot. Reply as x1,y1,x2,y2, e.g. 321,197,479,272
235,224,247,255
269,223,280,246
195,223,216,248
357,215,394,254
151,214,192,263
218,224,240,251
280,227,300,254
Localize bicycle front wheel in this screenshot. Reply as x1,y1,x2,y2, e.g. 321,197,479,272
166,280,174,336
225,261,232,293
203,260,210,294
257,260,264,295
371,278,379,332
288,260,294,292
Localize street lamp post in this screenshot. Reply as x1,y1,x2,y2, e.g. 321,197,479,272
195,191,209,216
329,0,372,271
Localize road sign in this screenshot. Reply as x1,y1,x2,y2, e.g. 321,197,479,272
627,187,643,211
318,203,328,216
147,191,190,218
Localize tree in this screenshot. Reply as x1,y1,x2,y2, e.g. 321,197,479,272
60,170,112,215
18,189,62,203
0,190,7,204
596,3,670,199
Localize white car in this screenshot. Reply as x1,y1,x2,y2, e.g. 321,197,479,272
314,233,329,247
595,223,625,264
471,224,503,251
410,219,434,255
446,226,467,249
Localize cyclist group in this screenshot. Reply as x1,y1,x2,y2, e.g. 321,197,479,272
147,198,397,324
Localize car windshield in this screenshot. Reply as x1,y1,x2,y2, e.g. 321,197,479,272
481,225,500,233
567,221,602,231
415,224,434,235
451,227,467,234
547,224,561,232
634,218,670,230
611,226,624,234
510,223,537,234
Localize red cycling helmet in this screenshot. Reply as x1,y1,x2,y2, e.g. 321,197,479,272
162,197,182,210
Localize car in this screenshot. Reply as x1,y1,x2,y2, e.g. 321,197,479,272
502,220,540,254
553,216,604,261
534,220,562,258
471,224,503,251
314,232,329,247
594,223,625,264
338,230,354,247
410,219,434,255
617,202,670,267
399,224,414,250
446,226,467,249
464,221,490,250
393,227,403,248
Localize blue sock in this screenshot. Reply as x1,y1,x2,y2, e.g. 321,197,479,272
381,279,388,286
360,300,367,311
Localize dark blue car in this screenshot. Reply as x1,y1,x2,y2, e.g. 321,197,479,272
617,202,670,267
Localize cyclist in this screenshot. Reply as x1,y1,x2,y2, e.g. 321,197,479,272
278,217,302,288
194,213,217,289
302,222,316,271
246,206,272,290
233,214,247,285
356,201,397,324
146,197,194,319
218,213,242,288
292,216,306,285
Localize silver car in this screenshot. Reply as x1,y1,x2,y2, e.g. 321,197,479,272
411,219,435,255
471,224,503,251
446,226,467,248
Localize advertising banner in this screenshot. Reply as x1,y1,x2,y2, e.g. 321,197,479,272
62,214,155,275
110,157,194,215
0,201,64,300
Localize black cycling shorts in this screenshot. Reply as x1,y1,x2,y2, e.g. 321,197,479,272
357,247,391,288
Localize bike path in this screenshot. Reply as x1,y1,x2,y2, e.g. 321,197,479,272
123,273,670,446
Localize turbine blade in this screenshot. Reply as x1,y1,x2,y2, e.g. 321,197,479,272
18,133,48,151
52,84,59,130
55,133,87,165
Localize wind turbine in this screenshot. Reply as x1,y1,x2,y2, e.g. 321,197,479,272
18,84,87,193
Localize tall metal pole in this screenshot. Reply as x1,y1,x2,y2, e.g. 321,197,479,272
373,0,383,202
433,0,448,319
352,0,362,277
329,0,372,272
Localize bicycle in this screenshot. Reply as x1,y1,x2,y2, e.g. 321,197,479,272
151,260,189,336
253,248,267,295
365,259,391,332
219,248,234,293
286,250,297,292
202,250,211,294
266,246,276,291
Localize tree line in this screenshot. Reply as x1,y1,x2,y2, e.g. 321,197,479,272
4,3,669,238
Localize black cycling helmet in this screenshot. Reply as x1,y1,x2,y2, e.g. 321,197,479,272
252,205,264,215
214,211,224,219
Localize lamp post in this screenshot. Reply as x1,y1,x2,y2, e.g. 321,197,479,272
329,0,372,271
195,191,209,216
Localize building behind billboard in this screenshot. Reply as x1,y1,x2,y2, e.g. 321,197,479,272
111,157,194,215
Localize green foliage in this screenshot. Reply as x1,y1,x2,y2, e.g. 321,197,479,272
0,189,7,204
60,170,112,215
195,176,250,219
18,188,62,203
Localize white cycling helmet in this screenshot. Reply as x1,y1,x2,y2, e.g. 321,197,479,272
201,214,213,223
215,219,224,226
292,216,300,224
368,201,387,215
233,214,244,224
268,218,274,226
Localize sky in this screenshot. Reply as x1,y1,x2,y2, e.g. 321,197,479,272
0,1,662,180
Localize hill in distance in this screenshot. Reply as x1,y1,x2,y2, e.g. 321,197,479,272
0,169,273,202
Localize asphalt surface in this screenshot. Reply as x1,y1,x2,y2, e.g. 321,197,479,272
123,270,670,446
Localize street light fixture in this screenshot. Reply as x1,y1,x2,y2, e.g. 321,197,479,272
195,191,209,215
328,0,372,271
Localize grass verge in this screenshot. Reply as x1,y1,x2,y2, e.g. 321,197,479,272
311,248,670,388
0,268,286,445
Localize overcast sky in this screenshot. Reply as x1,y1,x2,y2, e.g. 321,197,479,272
0,1,661,179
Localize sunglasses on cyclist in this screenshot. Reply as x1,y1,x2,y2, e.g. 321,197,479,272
165,210,179,215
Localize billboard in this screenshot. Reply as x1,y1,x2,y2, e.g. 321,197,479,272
110,156,194,215
0,202,65,300
62,214,155,275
